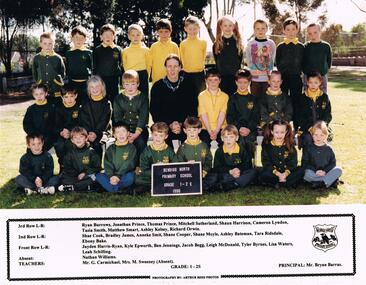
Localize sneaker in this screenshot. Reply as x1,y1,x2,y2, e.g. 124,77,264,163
44,186,55,195
58,185,74,192
24,188,37,196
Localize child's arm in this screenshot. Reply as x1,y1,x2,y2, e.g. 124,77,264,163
59,55,66,79
226,98,237,126
19,155,36,182
200,113,212,133
284,96,293,123
145,48,151,78
323,147,336,173
203,146,213,177
22,107,35,135
112,98,123,126
88,150,102,175
175,146,186,162
213,148,231,174
42,153,55,183
122,49,127,71
103,147,115,177
260,100,269,127
323,96,332,124
285,148,298,175
327,43,332,69
32,55,40,83
95,101,112,139
135,93,149,135
214,111,226,135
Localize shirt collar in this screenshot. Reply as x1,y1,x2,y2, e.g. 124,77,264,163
185,138,201,146
115,140,129,146
101,42,116,49
71,45,87,51
271,139,284,147
284,37,299,45
223,143,240,154
266,88,282,96
305,89,323,101
35,99,48,105
151,143,168,151
91,94,104,101
40,50,55,56
237,89,249,96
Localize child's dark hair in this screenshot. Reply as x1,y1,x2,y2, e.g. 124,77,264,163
306,71,323,82
100,23,116,35
40,32,55,42
71,126,88,138
150,122,169,135
164,53,182,67
71,25,87,37
112,122,130,133
156,19,172,31
269,70,282,80
62,83,77,96
235,69,252,81
263,120,295,152
31,83,48,93
253,19,268,29
283,18,298,29
205,67,221,79
183,116,202,129
26,134,44,145
122,69,140,84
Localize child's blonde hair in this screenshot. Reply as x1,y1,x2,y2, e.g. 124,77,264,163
151,122,169,135
128,24,144,35
221,124,239,137
87,75,106,98
214,15,243,56
310,121,329,138
122,70,140,84
100,23,116,35
40,32,55,42
71,126,88,138
184,15,200,27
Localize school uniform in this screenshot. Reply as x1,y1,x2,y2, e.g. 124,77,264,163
113,91,149,156
135,144,176,187
79,96,112,157
259,140,304,187
148,39,180,84
54,101,82,166
180,36,207,98
60,144,101,191
32,51,65,100
122,43,150,96
176,139,216,191
227,90,259,156
23,100,55,151
213,36,243,96
15,149,59,191
213,143,256,189
198,89,229,146
276,38,304,129
260,89,293,127
96,142,137,192
93,43,123,102
65,47,93,103
301,143,342,188
298,89,332,147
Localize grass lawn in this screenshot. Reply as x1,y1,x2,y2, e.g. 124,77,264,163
1,67,365,208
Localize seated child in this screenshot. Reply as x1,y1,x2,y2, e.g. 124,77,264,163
54,85,82,170
176,116,216,192
302,121,342,188
135,122,176,191
23,83,55,151
298,72,332,148
213,125,257,191
198,68,229,146
260,71,293,129
59,126,101,192
258,120,304,188
227,69,259,157
113,70,149,158
15,134,58,195
96,123,137,193
80,75,112,157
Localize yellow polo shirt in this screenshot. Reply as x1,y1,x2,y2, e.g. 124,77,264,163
149,39,180,84
198,89,229,130
180,36,207,73
122,43,150,73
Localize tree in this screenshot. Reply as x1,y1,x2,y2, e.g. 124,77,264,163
350,0,366,13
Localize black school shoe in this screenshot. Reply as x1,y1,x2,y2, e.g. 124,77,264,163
133,185,150,196
311,181,326,189
222,181,240,192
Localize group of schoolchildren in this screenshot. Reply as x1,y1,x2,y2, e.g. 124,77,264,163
16,14,342,196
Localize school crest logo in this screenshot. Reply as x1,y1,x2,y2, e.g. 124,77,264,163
113,51,120,59
72,111,79,119
322,101,327,110
122,152,129,160
234,158,242,165
201,149,206,158
312,224,338,252
162,156,170,163
284,151,289,159
82,156,90,165
247,101,254,110
44,112,49,119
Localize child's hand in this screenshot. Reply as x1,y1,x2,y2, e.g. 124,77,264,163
128,132,140,143
210,130,217,140
35,177,43,188
78,173,86,180
229,168,240,178
278,172,287,182
110,176,120,185
239,127,250,137
316,170,326,177
88,132,97,142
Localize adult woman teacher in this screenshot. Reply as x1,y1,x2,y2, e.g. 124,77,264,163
150,54,197,147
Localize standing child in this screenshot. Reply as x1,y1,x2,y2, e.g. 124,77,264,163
180,16,207,99
135,122,176,191
93,24,123,102
302,121,342,188
298,72,332,148
176,117,216,192
80,76,112,158
258,120,303,188
54,85,82,170
15,134,58,195
59,127,101,192
65,26,93,104
245,19,276,104
122,24,150,97
198,68,229,147
113,70,149,157
96,123,137,193
23,83,55,151
275,18,304,130
227,69,259,157
213,15,243,96
260,71,293,128
149,19,180,84
32,32,65,102
213,125,256,191
303,23,332,93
